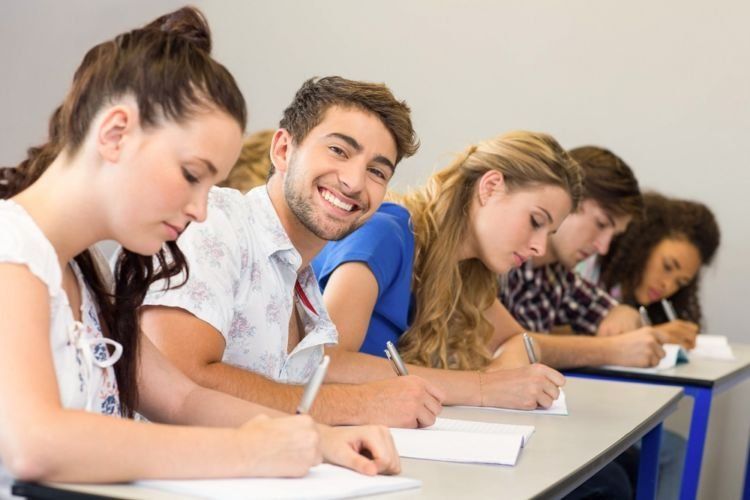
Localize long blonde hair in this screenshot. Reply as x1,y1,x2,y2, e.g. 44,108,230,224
397,131,582,370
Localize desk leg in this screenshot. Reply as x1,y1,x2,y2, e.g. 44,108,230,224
637,423,663,500
680,386,713,500
743,437,750,500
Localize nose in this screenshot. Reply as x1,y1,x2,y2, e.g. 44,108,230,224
530,231,549,257
594,231,615,256
185,189,209,223
337,161,367,195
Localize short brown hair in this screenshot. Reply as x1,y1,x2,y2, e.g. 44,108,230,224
274,76,418,175
568,146,643,219
218,129,274,192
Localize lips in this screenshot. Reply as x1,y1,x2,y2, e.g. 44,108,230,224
163,222,183,240
647,287,662,302
318,187,361,214
513,253,526,267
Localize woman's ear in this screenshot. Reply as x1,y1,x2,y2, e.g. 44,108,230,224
477,170,505,205
270,128,293,175
96,104,138,163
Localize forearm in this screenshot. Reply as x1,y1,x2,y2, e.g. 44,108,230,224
327,348,481,406
8,410,248,483
534,334,615,369
196,361,376,426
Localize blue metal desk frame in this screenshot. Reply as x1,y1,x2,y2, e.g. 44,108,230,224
568,362,750,500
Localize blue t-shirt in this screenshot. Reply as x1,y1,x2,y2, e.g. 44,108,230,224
312,203,415,358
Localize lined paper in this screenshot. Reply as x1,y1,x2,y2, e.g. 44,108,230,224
427,417,535,446
137,464,421,499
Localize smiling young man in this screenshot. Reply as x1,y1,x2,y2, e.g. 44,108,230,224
138,77,445,428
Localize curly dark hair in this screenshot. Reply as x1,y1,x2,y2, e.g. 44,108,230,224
599,192,720,325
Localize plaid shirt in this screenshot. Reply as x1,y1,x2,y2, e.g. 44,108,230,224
499,261,618,334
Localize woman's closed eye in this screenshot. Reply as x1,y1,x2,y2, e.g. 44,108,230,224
181,166,199,185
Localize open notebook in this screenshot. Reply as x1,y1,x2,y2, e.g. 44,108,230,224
136,464,421,500
389,417,534,466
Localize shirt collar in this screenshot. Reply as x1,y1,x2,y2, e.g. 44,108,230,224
244,186,302,270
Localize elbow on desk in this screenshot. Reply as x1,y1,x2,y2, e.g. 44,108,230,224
1,427,59,482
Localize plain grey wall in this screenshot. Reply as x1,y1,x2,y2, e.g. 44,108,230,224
1,2,748,498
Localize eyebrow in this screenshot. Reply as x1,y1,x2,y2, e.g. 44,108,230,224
196,157,218,176
327,132,396,172
537,206,554,224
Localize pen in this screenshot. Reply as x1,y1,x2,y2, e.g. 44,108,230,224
522,332,538,364
296,355,330,414
639,306,652,327
661,299,678,322
384,340,409,376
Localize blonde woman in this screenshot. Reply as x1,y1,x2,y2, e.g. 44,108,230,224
312,131,580,410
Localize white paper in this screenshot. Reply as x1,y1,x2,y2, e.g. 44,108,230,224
389,428,523,466
136,464,421,500
690,335,735,360
426,417,535,446
455,389,568,416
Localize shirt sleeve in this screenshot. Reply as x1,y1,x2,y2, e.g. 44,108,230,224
143,202,242,339
313,212,407,301
557,269,619,334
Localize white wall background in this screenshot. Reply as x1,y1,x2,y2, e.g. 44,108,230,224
1,1,748,498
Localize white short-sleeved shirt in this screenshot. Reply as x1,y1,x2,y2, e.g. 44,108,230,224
144,186,338,384
0,200,121,492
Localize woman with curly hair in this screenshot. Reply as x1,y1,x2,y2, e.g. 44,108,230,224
597,192,720,328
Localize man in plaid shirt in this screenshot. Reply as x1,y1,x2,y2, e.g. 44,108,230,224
497,146,671,369
499,146,688,500
500,260,619,335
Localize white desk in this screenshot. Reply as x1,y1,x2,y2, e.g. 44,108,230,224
13,378,683,500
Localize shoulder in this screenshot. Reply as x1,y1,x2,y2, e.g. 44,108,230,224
313,203,413,285
0,200,62,296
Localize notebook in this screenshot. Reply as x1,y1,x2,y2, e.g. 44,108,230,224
389,417,532,466
136,464,421,500
690,335,735,360
427,417,535,446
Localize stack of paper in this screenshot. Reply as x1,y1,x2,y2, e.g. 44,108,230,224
136,464,421,499
691,335,735,360
389,417,533,466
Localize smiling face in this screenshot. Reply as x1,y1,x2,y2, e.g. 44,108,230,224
466,172,573,274
274,105,398,242
634,236,702,304
547,198,632,269
108,107,243,255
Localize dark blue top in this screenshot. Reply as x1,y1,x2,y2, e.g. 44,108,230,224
312,202,415,357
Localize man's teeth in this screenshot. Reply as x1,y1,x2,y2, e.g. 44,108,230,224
321,189,354,211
